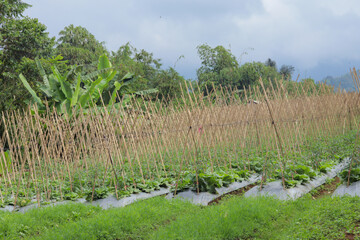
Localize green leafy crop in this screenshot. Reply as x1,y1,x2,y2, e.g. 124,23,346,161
340,168,360,184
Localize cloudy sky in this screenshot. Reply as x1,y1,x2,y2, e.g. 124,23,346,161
24,0,360,81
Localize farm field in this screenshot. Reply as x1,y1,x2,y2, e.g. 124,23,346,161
1,63,360,239
1,74,360,207
2,1,360,239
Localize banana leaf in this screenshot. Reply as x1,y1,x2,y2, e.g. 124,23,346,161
109,72,134,105
78,77,103,107
19,74,44,107
52,66,73,100
35,58,50,88
98,54,112,79
71,74,82,107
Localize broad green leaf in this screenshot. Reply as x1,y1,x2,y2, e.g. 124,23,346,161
51,55,64,62
98,54,112,79
38,85,52,97
91,70,118,102
78,77,103,107
59,99,70,115
81,68,112,83
71,74,82,107
52,66,73,100
35,58,49,88
19,74,44,107
48,75,64,101
121,72,134,83
109,81,123,105
65,65,79,82
109,72,134,104
100,70,117,91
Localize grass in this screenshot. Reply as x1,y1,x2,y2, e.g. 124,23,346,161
1,195,360,239
0,197,182,239
0,203,102,239
153,196,289,240
25,197,198,240
280,196,360,239
153,195,360,240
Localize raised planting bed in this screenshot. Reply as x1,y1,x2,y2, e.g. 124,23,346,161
0,174,173,211
244,157,351,200
0,168,258,212
333,181,360,197
333,166,360,197
0,188,170,213
1,131,357,211
166,174,260,205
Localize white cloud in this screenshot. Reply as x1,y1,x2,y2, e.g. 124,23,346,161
24,0,360,80
318,0,360,16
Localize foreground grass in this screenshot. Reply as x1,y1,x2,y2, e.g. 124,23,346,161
280,196,360,239
1,195,360,239
37,197,199,240
154,195,360,240
0,203,102,239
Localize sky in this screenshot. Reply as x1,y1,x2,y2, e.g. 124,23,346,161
24,0,360,81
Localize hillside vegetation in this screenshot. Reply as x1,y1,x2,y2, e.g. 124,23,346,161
323,71,358,92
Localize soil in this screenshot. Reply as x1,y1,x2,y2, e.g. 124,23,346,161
345,221,360,240
209,176,342,204
208,184,256,205
310,177,341,199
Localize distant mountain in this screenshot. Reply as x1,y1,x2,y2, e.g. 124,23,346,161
322,71,358,92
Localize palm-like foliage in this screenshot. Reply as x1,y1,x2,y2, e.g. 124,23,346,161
19,54,157,115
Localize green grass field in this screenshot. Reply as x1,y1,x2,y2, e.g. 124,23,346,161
1,194,359,240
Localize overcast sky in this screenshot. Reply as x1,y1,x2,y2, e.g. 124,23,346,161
24,0,360,81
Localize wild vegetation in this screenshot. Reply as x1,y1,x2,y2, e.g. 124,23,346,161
323,69,360,92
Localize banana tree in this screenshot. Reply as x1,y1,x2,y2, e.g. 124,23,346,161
107,74,159,106
19,54,134,116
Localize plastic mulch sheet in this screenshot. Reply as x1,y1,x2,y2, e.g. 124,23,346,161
0,187,170,213
166,174,260,205
333,181,360,197
244,158,351,200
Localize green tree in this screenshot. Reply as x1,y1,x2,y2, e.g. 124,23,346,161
111,43,135,72
135,49,162,79
109,43,162,96
279,65,295,80
0,4,55,112
56,24,107,67
196,44,240,91
0,17,54,63
112,44,161,80
151,67,185,100
196,44,283,91
0,0,30,21
265,58,277,70
238,62,281,89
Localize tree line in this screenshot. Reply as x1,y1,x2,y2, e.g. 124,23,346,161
0,0,329,113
